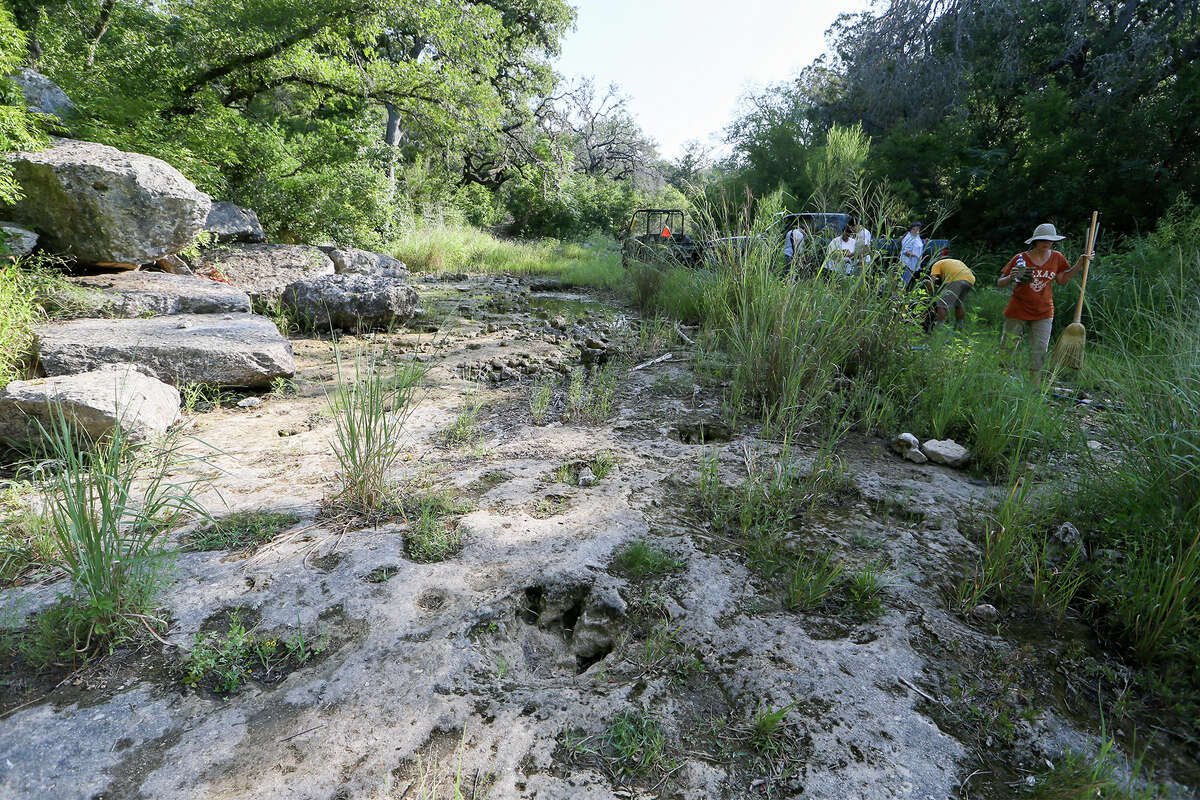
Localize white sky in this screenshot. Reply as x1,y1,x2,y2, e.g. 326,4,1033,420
555,0,873,160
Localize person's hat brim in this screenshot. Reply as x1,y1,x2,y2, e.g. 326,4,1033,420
1024,234,1066,244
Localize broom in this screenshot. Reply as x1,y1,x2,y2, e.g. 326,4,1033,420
1053,210,1100,370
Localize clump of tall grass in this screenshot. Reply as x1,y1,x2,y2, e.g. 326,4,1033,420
387,223,624,289
29,405,208,658
0,259,79,384
327,349,424,512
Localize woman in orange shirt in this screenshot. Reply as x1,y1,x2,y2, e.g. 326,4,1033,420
997,223,1093,381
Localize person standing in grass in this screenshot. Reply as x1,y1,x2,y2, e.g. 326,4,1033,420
851,218,872,269
997,223,1093,380
900,222,924,287
782,222,805,274
927,255,974,329
824,227,856,275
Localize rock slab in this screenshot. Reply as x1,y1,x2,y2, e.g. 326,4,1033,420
67,271,251,317
198,244,333,302
5,138,211,266
0,364,180,446
280,273,418,330
320,246,407,277
204,202,266,243
36,314,294,387
921,438,970,467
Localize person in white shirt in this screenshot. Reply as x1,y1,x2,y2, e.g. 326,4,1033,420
825,228,856,275
900,222,925,288
782,225,804,273
852,219,872,267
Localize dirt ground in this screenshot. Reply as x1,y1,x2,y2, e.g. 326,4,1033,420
0,274,1193,799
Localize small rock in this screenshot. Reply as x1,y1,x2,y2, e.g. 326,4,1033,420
0,222,38,259
204,201,267,244
903,448,928,464
13,69,76,118
155,254,193,275
549,315,567,330
921,438,970,467
890,432,920,456
236,397,263,409
577,466,597,487
1087,440,1102,451
970,603,999,623
175,320,192,329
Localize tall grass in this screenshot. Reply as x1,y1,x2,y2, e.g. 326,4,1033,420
33,405,207,656
327,349,424,511
0,259,80,384
387,223,624,288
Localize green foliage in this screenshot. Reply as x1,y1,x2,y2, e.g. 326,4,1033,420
402,491,471,563
783,550,844,611
748,703,795,755
443,394,483,447
612,541,682,579
0,482,54,586
180,614,322,694
33,407,208,659
590,712,671,778
327,351,424,512
0,262,73,385
563,363,622,424
528,374,555,424
1025,739,1156,799
0,5,48,206
185,510,300,552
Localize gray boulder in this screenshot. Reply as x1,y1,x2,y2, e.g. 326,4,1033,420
280,273,419,331
320,246,407,277
0,222,38,258
12,69,75,118
36,314,293,387
0,364,180,447
921,438,970,468
204,201,266,243
5,138,211,266
66,271,251,317
198,244,333,302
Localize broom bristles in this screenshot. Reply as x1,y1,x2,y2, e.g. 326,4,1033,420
1053,322,1087,369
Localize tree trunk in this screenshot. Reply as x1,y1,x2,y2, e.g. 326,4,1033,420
384,101,402,198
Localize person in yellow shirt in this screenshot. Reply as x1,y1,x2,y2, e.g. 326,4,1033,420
927,257,975,329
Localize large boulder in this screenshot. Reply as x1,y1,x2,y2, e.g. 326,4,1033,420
197,244,333,303
66,271,251,318
35,314,294,387
320,246,407,277
0,364,180,447
0,222,38,259
204,201,266,244
5,138,211,267
12,69,75,118
280,273,419,331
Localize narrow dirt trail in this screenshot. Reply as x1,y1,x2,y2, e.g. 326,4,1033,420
0,274,1177,799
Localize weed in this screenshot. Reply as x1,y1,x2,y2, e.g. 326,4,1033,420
572,712,672,778
1025,738,1155,799
180,613,323,694
563,363,623,424
180,383,229,414
403,491,471,563
748,703,796,755
529,495,569,519
367,565,400,583
269,377,298,397
589,450,616,479
844,562,886,617
185,510,300,552
33,406,208,659
613,541,682,579
328,350,424,512
0,483,54,585
443,394,483,447
528,374,555,424
784,550,844,611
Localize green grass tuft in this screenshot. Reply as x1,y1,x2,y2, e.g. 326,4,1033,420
185,510,301,552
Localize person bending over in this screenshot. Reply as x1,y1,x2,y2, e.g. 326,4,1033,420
927,256,974,330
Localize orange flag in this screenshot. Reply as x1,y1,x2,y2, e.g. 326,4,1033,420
661,226,671,237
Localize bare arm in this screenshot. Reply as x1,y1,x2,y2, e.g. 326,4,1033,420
1055,251,1094,285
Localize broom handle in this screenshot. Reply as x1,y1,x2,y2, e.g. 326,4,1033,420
1073,211,1099,325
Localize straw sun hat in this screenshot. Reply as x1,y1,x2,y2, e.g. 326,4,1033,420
1025,223,1066,244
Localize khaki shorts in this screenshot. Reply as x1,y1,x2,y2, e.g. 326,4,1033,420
1002,316,1053,371
936,279,973,311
